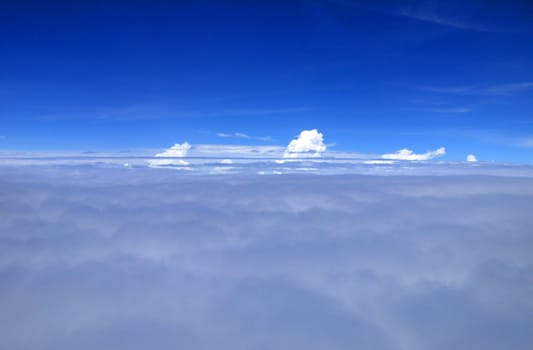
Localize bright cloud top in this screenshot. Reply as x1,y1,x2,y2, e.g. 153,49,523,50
155,142,191,157
284,129,327,158
382,147,446,161
149,142,191,167
467,154,478,162
144,132,453,166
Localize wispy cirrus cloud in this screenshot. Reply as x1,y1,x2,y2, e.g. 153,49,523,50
517,138,533,148
216,132,273,142
329,0,496,32
411,107,472,113
414,81,533,96
397,7,490,32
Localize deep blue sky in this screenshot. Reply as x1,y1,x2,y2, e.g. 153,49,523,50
1,0,533,161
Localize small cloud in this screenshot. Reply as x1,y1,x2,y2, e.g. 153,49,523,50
382,147,446,161
220,159,233,165
467,154,478,162
149,142,191,167
283,129,327,158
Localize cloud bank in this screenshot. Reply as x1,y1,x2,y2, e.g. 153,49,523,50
382,147,446,161
0,166,532,350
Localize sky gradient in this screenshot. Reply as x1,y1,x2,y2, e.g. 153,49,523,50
1,0,533,162
2,3,533,347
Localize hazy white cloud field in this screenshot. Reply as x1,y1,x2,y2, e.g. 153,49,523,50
1,165,532,349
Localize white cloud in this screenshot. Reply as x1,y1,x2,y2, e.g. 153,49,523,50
149,142,191,167
155,142,191,158
363,160,396,165
467,154,478,162
1,168,533,349
284,129,327,158
382,147,446,161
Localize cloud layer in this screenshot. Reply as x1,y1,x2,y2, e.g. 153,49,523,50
1,166,532,349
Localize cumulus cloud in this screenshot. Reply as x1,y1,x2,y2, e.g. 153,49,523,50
284,129,327,158
1,165,532,349
467,154,478,162
382,147,446,161
149,142,191,167
155,142,191,157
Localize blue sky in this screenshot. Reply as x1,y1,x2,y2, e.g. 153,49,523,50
1,0,533,162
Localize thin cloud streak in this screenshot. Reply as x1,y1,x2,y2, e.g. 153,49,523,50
414,82,533,96
398,8,490,32
216,132,273,142
517,138,533,148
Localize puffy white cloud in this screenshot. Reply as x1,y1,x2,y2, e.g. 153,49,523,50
155,142,191,157
467,154,478,162
382,147,446,161
284,129,327,158
149,142,191,167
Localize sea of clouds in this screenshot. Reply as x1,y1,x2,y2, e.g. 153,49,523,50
1,164,533,349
